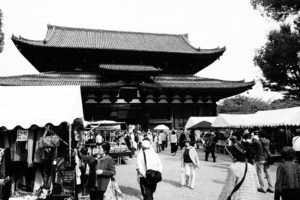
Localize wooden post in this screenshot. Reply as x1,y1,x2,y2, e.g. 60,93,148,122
69,123,72,163
285,125,289,146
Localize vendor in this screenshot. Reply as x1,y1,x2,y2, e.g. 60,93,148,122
76,142,115,200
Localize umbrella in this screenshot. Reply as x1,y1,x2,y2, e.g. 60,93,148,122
153,124,169,130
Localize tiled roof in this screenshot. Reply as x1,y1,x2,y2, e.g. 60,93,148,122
12,24,226,55
141,75,255,90
0,73,254,90
99,64,162,72
0,72,125,88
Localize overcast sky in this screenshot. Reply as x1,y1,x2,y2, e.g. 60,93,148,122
0,0,283,101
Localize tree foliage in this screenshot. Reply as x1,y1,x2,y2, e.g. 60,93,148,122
217,95,300,114
254,24,300,99
269,98,300,109
0,9,3,53
251,0,300,21
217,96,269,114
251,0,300,99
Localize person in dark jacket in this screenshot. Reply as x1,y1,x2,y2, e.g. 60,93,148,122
203,132,217,162
274,146,300,200
251,130,274,193
241,133,254,164
77,142,116,200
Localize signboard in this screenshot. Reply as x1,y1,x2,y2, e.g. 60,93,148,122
16,130,29,142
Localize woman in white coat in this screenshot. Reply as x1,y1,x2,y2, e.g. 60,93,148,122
181,138,200,189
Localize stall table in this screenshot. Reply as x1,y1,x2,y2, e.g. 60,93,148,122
109,151,132,165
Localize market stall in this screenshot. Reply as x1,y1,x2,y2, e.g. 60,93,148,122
0,86,84,200
211,107,300,154
82,120,131,165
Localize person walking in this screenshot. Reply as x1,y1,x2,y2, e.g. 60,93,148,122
136,138,163,200
179,129,186,150
252,130,274,193
241,133,254,165
274,146,300,200
161,131,167,151
180,138,200,189
170,130,178,156
292,130,300,163
203,132,217,162
77,142,116,200
218,142,259,200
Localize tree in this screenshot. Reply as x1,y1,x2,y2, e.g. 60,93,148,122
254,25,300,99
217,95,269,114
0,9,3,53
269,98,300,109
251,0,300,21
251,0,300,99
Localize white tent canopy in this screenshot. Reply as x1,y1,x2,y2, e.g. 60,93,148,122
185,116,216,129
246,107,300,127
211,106,300,128
153,124,169,130
211,114,253,128
0,86,84,130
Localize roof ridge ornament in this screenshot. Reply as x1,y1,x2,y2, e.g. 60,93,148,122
44,25,56,44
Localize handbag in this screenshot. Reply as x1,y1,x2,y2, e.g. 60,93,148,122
143,150,162,184
39,127,60,148
227,163,247,200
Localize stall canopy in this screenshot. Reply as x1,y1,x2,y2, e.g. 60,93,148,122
211,114,253,128
185,117,216,129
246,106,300,127
86,120,125,130
211,106,300,128
0,86,84,130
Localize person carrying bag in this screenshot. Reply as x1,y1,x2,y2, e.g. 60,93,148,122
136,138,163,200
218,142,259,200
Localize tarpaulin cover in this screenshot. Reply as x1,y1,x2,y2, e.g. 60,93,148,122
0,86,84,130
185,116,216,129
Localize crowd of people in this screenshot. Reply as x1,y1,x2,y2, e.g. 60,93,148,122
73,127,300,200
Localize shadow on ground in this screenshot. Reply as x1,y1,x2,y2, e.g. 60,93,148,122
119,186,141,199
211,179,225,185
162,178,182,188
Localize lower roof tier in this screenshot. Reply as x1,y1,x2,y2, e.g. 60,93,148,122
0,72,254,100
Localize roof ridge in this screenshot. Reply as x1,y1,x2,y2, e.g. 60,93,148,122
47,24,187,37
11,35,44,43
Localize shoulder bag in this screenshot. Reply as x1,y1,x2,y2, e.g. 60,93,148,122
142,150,162,184
227,163,248,200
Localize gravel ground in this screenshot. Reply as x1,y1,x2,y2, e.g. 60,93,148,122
114,147,276,200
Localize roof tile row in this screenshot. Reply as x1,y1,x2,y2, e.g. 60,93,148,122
0,72,254,90
12,24,226,55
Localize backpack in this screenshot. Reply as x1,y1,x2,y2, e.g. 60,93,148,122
204,137,214,148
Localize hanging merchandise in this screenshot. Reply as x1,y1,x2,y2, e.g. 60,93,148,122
38,127,60,149
16,130,28,142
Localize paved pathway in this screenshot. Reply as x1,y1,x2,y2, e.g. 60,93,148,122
115,147,276,200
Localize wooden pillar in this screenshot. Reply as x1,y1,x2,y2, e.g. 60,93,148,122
68,123,72,164
170,107,174,130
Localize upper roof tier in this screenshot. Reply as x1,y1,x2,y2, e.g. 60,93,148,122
11,24,226,74
13,24,225,54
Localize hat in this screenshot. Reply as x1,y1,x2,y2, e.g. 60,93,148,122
225,143,247,161
142,139,151,149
